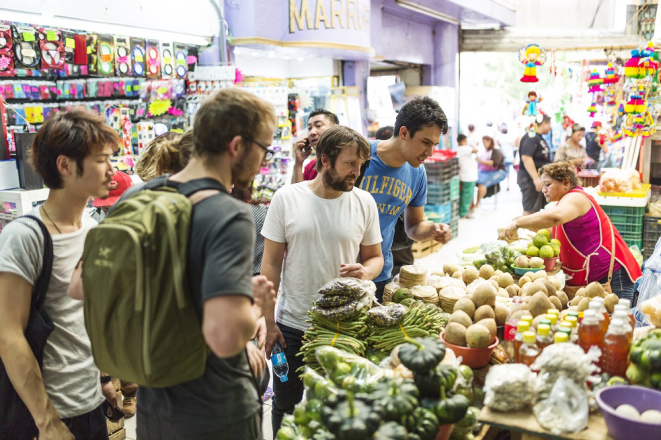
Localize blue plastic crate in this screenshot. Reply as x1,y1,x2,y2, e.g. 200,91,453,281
424,202,452,224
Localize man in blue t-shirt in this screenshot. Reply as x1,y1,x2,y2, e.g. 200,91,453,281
360,97,452,300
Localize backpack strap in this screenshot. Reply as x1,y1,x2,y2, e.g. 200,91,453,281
143,175,228,198
21,215,54,310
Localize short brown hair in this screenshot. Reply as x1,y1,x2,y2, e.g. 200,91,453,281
315,126,370,172
539,162,580,187
193,88,276,158
136,131,193,181
29,109,119,189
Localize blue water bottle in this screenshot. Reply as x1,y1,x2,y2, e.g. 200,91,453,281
271,341,289,382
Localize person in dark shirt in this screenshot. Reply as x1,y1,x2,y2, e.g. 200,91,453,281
518,114,552,215
585,121,608,168
292,109,339,183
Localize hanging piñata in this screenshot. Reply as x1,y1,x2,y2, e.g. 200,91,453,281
522,91,541,116
587,70,603,93
518,44,546,83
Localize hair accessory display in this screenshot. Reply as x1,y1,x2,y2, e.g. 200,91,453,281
174,43,187,79
113,36,131,76
130,37,146,77
86,33,99,74
12,25,40,70
97,35,114,76
159,41,174,78
145,39,160,78
38,27,65,70
0,25,14,77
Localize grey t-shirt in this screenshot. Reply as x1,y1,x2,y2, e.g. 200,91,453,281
0,209,104,418
121,180,260,434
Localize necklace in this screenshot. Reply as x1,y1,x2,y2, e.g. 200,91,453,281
41,205,62,234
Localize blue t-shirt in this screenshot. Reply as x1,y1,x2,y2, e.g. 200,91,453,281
360,140,427,282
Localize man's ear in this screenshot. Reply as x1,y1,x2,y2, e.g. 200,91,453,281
56,155,74,178
398,126,409,140
227,135,243,158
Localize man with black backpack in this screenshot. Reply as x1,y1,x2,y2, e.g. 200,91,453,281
72,88,277,440
0,110,121,440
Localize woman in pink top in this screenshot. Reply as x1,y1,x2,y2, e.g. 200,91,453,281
475,136,507,208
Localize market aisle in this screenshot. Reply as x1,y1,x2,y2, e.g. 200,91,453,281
417,177,524,269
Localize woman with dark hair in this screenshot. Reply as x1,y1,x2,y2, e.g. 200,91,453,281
474,135,507,209
231,184,269,276
555,123,593,167
500,162,642,303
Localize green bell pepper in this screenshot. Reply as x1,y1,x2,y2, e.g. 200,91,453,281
399,337,447,374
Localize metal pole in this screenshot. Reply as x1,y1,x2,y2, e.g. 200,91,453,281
207,0,227,65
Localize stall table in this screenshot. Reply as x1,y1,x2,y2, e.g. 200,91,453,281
478,407,612,440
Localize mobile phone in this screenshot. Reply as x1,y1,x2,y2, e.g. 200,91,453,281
302,138,311,153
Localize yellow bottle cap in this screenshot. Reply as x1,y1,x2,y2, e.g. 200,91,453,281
566,316,578,328
578,311,584,320
568,311,579,318
547,309,559,316
538,324,551,336
523,331,536,344
554,332,569,343
545,314,558,324
522,315,534,324
559,322,572,332
517,321,531,332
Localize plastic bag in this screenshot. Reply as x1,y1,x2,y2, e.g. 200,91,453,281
483,364,536,412
301,366,340,401
367,304,407,327
630,245,644,268
634,238,661,326
531,344,600,399
315,346,390,392
641,295,661,327
598,168,641,193
480,241,510,267
318,277,376,298
533,375,589,435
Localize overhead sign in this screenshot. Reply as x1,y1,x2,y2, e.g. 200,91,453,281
289,0,370,33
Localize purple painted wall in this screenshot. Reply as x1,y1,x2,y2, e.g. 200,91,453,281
433,22,458,88
371,11,435,65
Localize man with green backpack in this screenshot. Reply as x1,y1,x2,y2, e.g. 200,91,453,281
71,88,278,439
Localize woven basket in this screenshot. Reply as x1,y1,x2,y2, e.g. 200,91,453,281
411,285,440,306
439,286,466,313
399,265,428,288
383,282,400,303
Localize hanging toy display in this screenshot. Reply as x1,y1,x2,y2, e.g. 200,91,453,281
606,88,617,106
603,62,620,84
518,44,547,83
587,100,598,117
587,70,603,93
522,91,541,116
113,36,132,77
12,25,41,70
0,24,14,77
624,85,647,114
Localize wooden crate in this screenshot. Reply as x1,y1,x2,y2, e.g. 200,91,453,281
109,429,126,440
412,240,441,259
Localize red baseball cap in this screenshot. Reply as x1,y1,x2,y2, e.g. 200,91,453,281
94,171,133,207
592,121,603,128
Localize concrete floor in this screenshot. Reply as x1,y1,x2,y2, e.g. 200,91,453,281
124,176,523,440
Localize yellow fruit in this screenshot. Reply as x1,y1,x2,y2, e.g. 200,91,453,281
538,229,552,240
551,244,560,257
539,245,555,259
550,238,561,247
533,235,549,248
526,246,540,257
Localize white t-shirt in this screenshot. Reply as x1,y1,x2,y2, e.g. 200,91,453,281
457,145,478,182
261,182,382,331
0,209,104,418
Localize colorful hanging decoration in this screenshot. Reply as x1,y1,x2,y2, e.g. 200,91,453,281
606,88,617,107
518,44,547,83
522,91,541,116
587,70,603,93
603,62,620,84
612,131,623,143
587,100,598,117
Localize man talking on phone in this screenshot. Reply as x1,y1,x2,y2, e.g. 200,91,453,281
292,109,339,183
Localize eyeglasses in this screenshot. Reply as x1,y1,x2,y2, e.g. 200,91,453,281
245,136,275,162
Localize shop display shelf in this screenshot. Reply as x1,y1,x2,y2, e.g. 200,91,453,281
424,202,452,224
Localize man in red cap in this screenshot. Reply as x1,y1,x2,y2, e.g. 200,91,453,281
585,121,608,168
91,171,133,222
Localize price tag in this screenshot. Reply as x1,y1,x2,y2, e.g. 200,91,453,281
46,30,57,41
157,86,168,94
66,38,76,48
87,45,92,54
22,32,35,42
134,54,144,62
164,57,172,64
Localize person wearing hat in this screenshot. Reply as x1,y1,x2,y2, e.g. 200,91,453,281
554,123,594,167
91,171,134,223
518,114,552,215
585,121,608,168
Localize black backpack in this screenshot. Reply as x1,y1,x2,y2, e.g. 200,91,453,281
0,215,54,440
357,161,415,251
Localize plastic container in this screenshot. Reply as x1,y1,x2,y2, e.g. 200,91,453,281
440,333,499,369
536,324,553,351
542,257,556,272
600,319,630,378
513,320,530,364
596,386,661,440
554,332,569,343
578,309,603,354
519,331,540,366
512,266,544,276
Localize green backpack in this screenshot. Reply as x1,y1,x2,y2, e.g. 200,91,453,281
82,177,225,388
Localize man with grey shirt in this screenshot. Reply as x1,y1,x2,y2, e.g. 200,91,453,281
0,110,121,439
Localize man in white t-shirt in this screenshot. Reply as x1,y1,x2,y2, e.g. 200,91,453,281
261,125,383,434
0,110,120,439
457,134,478,218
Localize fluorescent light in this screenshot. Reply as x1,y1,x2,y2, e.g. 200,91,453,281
395,0,459,25
268,51,275,58
283,55,291,60
297,57,305,62
0,9,212,46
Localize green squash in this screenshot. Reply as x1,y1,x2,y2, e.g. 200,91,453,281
435,390,470,425
410,408,440,440
393,288,413,303
373,422,408,440
321,392,381,440
373,378,419,422
399,337,447,374
414,365,457,398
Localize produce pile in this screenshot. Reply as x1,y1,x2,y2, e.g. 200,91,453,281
568,282,621,313
278,341,480,440
521,229,561,260
626,329,661,390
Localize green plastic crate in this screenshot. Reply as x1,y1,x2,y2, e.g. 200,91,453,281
602,205,645,237
427,177,460,204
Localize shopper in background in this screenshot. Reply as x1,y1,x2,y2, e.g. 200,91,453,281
501,162,642,303
467,123,480,149
90,171,134,223
135,130,195,181
0,110,120,440
231,183,269,276
375,126,394,141
474,135,507,209
73,89,278,439
457,134,478,219
554,123,593,168
497,124,515,190
518,114,552,215
585,121,608,169
292,109,339,183
261,126,383,434
360,97,452,301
